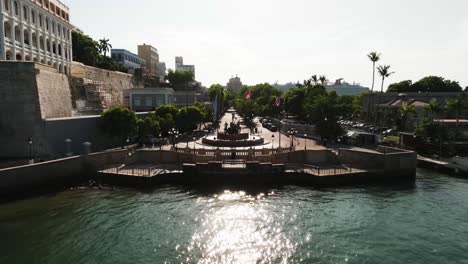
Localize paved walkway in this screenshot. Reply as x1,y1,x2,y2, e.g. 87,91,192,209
159,111,326,151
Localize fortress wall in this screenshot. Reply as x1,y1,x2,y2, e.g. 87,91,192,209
35,64,73,118
0,61,141,158
70,62,139,112
0,62,46,158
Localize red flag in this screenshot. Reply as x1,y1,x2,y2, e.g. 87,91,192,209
245,91,252,100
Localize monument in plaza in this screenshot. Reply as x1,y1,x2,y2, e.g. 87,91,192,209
202,119,264,148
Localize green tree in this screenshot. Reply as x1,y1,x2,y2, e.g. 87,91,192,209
425,98,443,120
175,106,204,133
399,102,416,131
166,69,194,86
155,113,175,136
366,52,381,120
446,95,466,139
101,107,138,147
305,94,343,140
155,104,178,119
283,88,306,118
387,80,412,93
367,52,381,94
319,75,327,86
72,31,100,66
375,65,394,124
411,76,462,92
137,116,160,141
98,38,112,57
311,75,318,85
416,118,449,146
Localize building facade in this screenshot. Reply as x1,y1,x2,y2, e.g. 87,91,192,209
129,87,174,112
137,44,159,78
174,90,197,107
227,75,242,94
158,61,166,82
111,49,144,72
175,56,195,78
1,0,73,74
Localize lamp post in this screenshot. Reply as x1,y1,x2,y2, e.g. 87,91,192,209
159,133,162,150
288,129,297,151
304,133,307,151
28,137,33,164
65,138,72,157
168,128,179,150
271,134,275,152
193,136,196,154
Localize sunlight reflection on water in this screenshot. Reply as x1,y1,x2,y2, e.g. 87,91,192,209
180,190,296,264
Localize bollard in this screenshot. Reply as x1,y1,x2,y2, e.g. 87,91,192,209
65,139,73,157
83,142,92,155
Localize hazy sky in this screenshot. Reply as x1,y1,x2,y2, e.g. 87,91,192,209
69,0,468,89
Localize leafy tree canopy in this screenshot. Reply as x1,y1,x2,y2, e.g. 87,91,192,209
101,107,138,146
387,80,413,93
166,70,194,86
387,76,462,93
72,32,127,73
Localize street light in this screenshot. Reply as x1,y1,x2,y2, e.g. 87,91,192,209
168,128,179,149
304,133,308,151
193,136,196,154
28,137,33,164
288,129,298,151
158,133,162,150
271,134,275,152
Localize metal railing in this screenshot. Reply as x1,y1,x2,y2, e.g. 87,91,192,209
300,164,356,176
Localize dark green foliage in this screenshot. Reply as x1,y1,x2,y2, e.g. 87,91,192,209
234,83,282,117
305,94,344,140
387,76,462,93
72,32,127,73
101,107,138,146
137,116,160,140
166,70,194,85
415,118,449,144
387,80,413,93
155,105,178,119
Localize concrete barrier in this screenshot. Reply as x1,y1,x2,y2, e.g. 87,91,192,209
0,149,129,197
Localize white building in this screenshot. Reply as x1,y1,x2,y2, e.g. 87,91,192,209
158,62,166,82
0,0,73,74
227,75,242,94
175,56,195,78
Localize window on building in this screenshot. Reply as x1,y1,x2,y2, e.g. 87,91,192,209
146,97,152,106
135,98,141,107
156,95,164,106
39,14,43,27
14,1,19,16
23,5,27,20
46,18,49,30
52,21,55,33
4,0,9,11
31,10,36,24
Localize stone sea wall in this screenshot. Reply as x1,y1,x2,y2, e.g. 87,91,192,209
0,61,140,158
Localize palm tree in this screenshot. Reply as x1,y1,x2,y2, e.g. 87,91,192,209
375,65,394,125
366,52,381,121
311,75,318,85
446,95,465,139
425,98,443,120
399,102,416,131
319,75,327,86
98,38,112,57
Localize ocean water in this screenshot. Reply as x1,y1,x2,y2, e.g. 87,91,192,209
1,169,468,264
